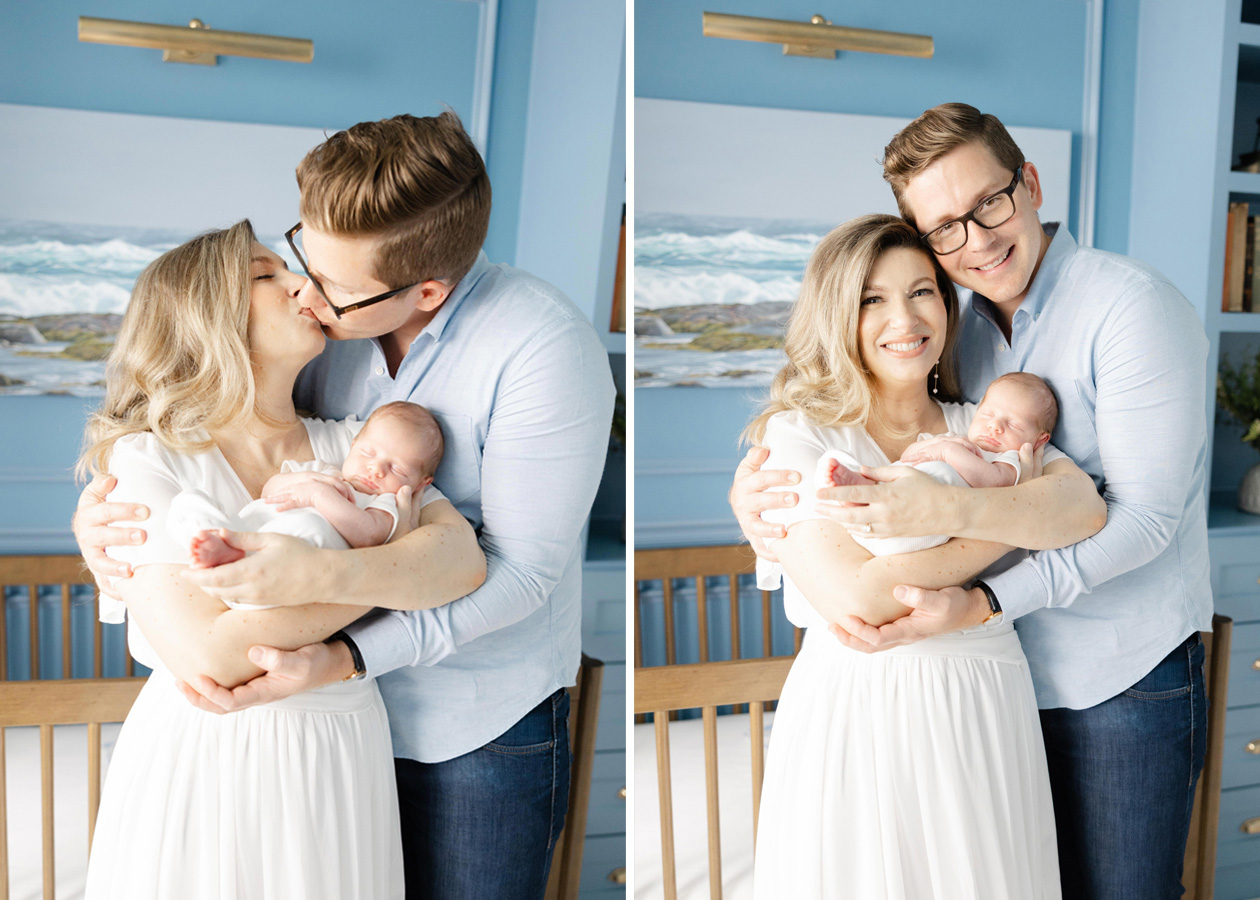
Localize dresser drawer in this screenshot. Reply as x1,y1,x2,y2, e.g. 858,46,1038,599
1217,783,1260,869
1228,623,1260,710
1224,705,1260,790
595,661,626,752
1214,858,1260,900
579,833,626,897
586,749,627,836
1211,534,1260,625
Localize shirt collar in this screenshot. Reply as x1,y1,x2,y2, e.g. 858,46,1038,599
420,251,491,344
967,222,1074,324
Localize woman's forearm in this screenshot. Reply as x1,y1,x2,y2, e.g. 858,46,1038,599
120,565,367,687
776,520,1012,627
316,505,486,610
949,460,1107,550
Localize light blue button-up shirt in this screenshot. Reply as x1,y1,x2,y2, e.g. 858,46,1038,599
960,225,1213,710
296,252,615,762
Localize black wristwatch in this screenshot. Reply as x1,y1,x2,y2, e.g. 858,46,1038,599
972,579,1003,625
326,630,368,682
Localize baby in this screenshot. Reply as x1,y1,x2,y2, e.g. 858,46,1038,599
172,400,445,569
817,372,1058,555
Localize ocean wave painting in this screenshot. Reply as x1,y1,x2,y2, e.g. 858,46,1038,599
634,213,832,388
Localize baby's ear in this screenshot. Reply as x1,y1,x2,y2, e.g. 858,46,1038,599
1034,432,1052,451
420,475,434,487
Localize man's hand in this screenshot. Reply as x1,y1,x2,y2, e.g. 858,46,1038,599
388,485,420,543
174,640,355,714
182,531,341,606
729,446,801,562
814,465,958,539
826,584,989,652
1016,442,1044,484
72,474,150,591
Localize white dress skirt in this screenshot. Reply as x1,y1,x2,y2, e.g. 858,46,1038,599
752,626,1061,900
84,668,404,900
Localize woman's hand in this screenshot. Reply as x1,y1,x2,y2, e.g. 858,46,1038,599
729,447,801,561
182,532,345,607
815,465,960,539
72,474,150,592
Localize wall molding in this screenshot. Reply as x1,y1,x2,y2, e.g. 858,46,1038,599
635,517,743,548
455,0,498,155
0,466,76,484
1078,0,1103,247
636,457,742,477
0,528,77,554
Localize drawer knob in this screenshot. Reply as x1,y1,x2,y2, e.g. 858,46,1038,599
1244,817,1260,836
1248,741,1260,755
608,866,627,884
1254,659,1260,671
618,786,627,800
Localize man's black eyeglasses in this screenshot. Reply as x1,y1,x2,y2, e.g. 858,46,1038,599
920,168,1023,256
285,223,419,319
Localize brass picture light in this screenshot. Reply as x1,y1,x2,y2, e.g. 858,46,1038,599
702,12,933,59
78,16,313,66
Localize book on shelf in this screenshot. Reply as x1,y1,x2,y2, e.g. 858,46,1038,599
1224,201,1248,312
1247,215,1256,312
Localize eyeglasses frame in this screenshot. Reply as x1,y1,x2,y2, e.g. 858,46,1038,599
284,223,419,319
920,167,1024,256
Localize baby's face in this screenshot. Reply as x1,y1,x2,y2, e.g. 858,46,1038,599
966,380,1049,453
342,416,431,496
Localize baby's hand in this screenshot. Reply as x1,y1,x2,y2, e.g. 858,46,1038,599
265,480,350,512
263,471,353,504
901,435,982,465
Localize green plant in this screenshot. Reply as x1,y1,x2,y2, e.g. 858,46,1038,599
1217,350,1260,451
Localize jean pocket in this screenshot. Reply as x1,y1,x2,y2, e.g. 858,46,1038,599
1122,684,1191,701
485,738,556,756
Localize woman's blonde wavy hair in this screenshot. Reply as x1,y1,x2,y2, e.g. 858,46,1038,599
79,220,265,477
745,214,961,446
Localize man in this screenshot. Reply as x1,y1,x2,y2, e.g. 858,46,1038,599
75,112,615,900
731,103,1211,899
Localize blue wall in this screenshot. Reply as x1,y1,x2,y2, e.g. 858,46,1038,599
634,0,1147,547
0,0,624,553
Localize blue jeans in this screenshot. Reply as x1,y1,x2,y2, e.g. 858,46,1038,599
395,688,571,900
1039,632,1206,900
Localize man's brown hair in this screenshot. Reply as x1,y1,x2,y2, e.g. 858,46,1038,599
882,103,1025,229
296,111,491,289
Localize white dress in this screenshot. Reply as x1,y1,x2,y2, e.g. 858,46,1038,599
84,418,404,900
753,405,1061,900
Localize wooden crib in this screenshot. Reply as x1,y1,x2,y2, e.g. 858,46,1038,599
633,543,1233,900
0,554,146,900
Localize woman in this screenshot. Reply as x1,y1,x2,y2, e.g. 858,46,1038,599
77,221,484,899
745,215,1104,898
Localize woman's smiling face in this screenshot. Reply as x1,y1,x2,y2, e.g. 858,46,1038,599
857,246,948,392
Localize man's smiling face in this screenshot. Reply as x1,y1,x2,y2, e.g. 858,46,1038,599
902,141,1050,312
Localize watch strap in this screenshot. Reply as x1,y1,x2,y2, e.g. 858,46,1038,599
972,579,1003,625
326,630,368,681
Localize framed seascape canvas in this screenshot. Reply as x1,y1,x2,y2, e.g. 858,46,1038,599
633,99,1072,388
0,103,331,396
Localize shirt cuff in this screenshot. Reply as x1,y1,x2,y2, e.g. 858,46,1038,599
345,608,456,676
984,562,1050,622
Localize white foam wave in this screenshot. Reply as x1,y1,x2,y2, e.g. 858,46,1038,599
633,268,800,310
0,238,162,274
0,275,132,316
635,229,820,267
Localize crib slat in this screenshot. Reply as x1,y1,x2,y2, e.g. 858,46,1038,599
655,715,678,900
749,700,765,841
27,586,39,681
88,722,102,850
761,590,773,658
696,577,710,663
39,724,54,900
728,575,743,714
702,705,723,900
663,579,677,667
61,585,72,679
633,582,645,724
93,591,104,679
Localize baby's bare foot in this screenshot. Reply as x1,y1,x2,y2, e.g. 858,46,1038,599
189,530,245,568
821,459,875,488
